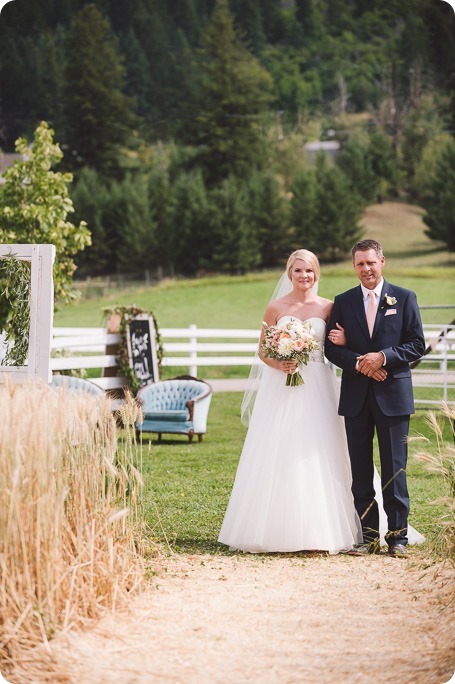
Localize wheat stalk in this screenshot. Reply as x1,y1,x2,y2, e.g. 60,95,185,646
0,380,146,676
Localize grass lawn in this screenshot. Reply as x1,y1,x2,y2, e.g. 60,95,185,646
133,392,452,556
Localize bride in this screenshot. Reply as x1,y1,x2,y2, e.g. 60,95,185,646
218,249,423,554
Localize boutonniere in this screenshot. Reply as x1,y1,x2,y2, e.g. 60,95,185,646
382,294,397,308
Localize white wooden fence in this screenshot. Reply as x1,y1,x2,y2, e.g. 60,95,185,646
50,325,261,390
50,323,454,404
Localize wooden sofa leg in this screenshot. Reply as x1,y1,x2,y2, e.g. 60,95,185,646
158,433,162,443
188,430,194,443
198,434,203,443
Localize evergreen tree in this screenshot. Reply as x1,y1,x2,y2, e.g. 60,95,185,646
259,0,285,44
323,0,355,34
313,154,363,261
121,28,154,121
188,0,273,185
400,94,450,191
422,140,455,252
147,164,172,271
71,167,113,276
168,170,212,275
128,0,176,133
114,174,158,273
368,131,400,200
230,0,266,53
34,30,66,133
295,0,323,43
209,177,261,273
244,171,291,267
289,168,319,253
262,46,322,115
0,27,42,147
291,154,363,261
168,0,206,45
62,4,137,176
336,134,378,205
412,133,453,202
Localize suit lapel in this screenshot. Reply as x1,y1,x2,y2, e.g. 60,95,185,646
372,280,390,338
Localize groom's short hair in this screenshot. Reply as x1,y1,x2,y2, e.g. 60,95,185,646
351,239,383,260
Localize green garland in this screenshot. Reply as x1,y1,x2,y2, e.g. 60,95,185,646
0,254,31,366
103,305,163,394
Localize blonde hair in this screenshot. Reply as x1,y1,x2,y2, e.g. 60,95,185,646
286,249,320,282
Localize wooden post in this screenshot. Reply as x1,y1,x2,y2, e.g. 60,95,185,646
103,312,123,397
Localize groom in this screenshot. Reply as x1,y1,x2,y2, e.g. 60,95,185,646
325,239,425,556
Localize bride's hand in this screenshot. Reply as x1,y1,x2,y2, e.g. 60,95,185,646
281,359,298,374
328,322,346,347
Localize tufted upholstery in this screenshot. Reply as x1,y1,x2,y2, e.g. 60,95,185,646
51,375,105,397
135,378,212,443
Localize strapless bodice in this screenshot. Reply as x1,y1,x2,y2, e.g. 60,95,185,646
276,316,325,362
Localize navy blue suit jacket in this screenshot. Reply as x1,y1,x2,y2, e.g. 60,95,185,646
324,280,425,418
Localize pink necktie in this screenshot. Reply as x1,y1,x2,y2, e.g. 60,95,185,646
366,291,377,337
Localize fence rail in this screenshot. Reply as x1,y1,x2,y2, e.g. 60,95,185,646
49,321,455,405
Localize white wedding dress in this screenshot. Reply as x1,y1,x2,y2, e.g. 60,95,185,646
218,317,424,554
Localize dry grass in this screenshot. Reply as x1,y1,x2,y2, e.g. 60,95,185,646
0,381,146,679
411,403,455,564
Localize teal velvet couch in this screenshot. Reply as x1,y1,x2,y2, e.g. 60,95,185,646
51,375,104,396
135,377,212,443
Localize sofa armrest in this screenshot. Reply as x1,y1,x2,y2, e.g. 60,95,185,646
186,399,194,421
192,384,212,403
192,393,212,434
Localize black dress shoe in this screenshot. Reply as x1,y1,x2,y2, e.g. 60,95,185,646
347,542,380,556
388,544,408,557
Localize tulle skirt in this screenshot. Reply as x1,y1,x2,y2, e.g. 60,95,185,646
218,361,363,554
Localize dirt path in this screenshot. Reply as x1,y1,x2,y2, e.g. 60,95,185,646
13,553,455,684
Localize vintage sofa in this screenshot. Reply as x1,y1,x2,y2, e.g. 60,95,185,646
135,377,213,443
51,375,105,396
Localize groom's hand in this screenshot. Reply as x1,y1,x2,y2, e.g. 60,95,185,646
357,353,388,381
369,368,388,381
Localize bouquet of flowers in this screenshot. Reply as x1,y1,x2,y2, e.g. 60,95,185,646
261,318,319,386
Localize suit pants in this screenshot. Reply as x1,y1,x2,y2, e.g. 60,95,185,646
344,383,410,546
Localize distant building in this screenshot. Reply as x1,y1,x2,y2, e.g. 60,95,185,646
304,140,340,163
0,153,24,184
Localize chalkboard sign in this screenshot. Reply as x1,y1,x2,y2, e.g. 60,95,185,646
126,315,159,387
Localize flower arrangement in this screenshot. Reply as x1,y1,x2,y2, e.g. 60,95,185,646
261,318,319,386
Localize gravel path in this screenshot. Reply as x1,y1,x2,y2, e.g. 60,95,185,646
17,552,455,684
